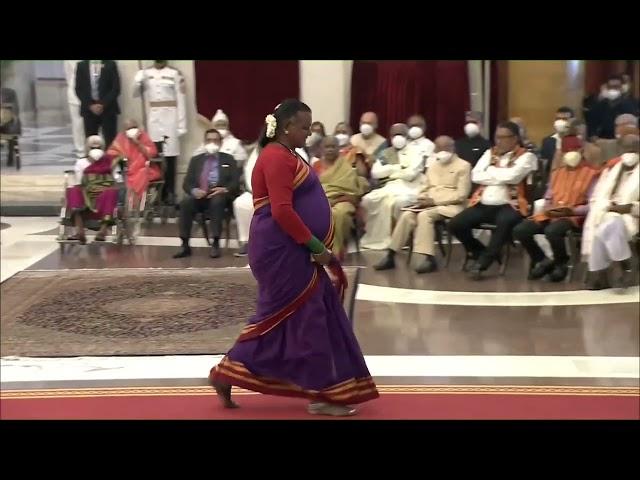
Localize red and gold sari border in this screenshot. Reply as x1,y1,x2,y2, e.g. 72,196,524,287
209,357,379,405
237,266,321,342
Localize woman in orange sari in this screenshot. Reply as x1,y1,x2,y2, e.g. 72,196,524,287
107,119,159,205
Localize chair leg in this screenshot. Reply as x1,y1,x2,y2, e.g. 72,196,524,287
499,243,510,276
199,217,210,246
406,232,413,265
435,223,446,258
225,217,232,249
445,224,453,268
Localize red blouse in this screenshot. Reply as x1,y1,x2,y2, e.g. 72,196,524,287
251,143,313,244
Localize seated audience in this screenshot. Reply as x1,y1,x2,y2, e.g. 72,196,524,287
305,121,326,161
591,75,639,141
360,123,425,250
350,111,387,167
174,129,239,259
449,121,537,280
106,119,159,205
66,135,119,243
513,136,600,282
455,111,491,168
195,109,248,165
406,114,435,159
314,136,370,258
374,136,471,274
582,134,639,290
540,106,575,177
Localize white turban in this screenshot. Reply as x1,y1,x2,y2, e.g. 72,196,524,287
212,109,229,124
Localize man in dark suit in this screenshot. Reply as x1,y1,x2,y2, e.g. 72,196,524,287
591,74,639,140
75,60,121,147
454,111,491,168
174,129,240,259
540,106,575,181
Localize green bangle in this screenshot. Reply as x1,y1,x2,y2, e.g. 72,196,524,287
305,236,325,254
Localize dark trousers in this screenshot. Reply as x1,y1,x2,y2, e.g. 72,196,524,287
449,204,523,270
513,218,576,265
178,194,230,244
154,141,176,205
82,111,117,148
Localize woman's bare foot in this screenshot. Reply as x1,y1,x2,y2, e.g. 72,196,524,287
210,379,239,409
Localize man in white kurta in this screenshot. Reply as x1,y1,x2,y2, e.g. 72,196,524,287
360,123,426,250
406,114,435,161
232,146,260,257
64,60,85,159
133,61,187,205
582,134,639,289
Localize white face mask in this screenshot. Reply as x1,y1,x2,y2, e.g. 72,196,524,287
464,122,480,137
88,148,103,161
217,128,229,138
360,123,374,136
408,126,424,140
306,131,322,147
204,143,220,155
621,152,639,167
335,133,350,147
391,135,407,150
126,128,139,139
607,89,622,100
621,84,630,94
435,151,453,163
554,119,569,135
563,151,582,168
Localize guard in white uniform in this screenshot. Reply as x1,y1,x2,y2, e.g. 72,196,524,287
64,60,85,158
133,60,187,205
232,146,260,256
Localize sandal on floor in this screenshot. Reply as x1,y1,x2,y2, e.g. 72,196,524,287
94,234,107,242
307,402,357,417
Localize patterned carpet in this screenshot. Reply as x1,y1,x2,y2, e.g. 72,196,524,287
1,268,358,356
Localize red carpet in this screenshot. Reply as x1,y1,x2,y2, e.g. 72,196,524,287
2,386,638,420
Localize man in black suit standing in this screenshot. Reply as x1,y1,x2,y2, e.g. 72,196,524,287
75,60,121,147
539,106,575,180
454,111,491,168
174,129,240,259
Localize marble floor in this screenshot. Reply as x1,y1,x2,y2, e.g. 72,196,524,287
1,216,639,417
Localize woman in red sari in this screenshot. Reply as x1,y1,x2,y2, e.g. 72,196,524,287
209,100,378,416
106,119,160,206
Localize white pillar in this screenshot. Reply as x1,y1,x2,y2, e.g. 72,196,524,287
300,60,353,132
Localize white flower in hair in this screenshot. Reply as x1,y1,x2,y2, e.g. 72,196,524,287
265,114,277,138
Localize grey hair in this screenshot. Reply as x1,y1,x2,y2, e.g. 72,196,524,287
85,135,105,151
615,114,639,127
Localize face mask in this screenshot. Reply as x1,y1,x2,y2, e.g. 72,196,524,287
607,89,621,100
392,135,407,150
217,129,229,138
554,119,569,134
204,143,220,155
464,122,480,137
305,131,322,147
335,133,350,147
621,84,630,94
360,123,374,136
126,128,139,139
621,152,639,167
88,148,103,161
563,151,582,168
408,126,424,139
435,151,453,163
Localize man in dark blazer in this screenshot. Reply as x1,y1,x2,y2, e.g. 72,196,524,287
75,60,121,147
174,129,240,259
540,106,575,181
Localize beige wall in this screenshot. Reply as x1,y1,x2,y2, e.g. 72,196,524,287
507,60,585,145
300,60,353,132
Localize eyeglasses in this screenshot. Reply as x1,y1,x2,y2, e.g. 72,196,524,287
495,134,515,140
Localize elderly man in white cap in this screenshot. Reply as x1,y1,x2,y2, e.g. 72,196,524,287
195,109,248,165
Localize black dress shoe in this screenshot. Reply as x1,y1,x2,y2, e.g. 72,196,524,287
415,256,438,274
173,247,192,259
548,263,569,282
210,244,221,259
618,269,636,289
374,253,395,271
468,262,483,280
529,258,554,280
585,270,611,290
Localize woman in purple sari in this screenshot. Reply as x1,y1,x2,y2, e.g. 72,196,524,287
65,135,119,243
209,100,378,416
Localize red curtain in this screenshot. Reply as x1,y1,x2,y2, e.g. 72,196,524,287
194,61,299,142
349,61,469,139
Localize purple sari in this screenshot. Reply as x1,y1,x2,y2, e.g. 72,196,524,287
211,152,378,405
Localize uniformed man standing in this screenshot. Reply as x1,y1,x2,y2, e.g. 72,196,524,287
133,60,187,206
